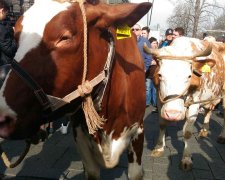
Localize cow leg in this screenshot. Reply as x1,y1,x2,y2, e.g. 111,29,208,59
127,130,144,180
217,98,225,144
199,109,211,137
180,105,199,171
73,126,100,180
150,118,168,157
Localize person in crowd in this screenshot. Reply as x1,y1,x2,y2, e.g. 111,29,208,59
141,26,150,39
173,27,185,39
159,28,173,48
216,36,225,43
0,0,17,86
132,24,152,107
146,37,158,112
203,32,208,40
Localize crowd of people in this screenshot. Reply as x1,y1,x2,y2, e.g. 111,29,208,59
131,23,225,116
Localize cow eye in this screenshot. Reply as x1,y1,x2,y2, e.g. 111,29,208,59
59,32,72,42
60,35,71,41
56,31,73,47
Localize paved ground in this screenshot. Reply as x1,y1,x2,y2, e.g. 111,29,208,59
0,106,225,180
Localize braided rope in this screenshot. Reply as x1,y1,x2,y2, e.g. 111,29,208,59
0,140,31,168
78,1,88,83
77,0,106,134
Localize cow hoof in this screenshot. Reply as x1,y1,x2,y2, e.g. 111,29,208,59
217,136,225,144
180,157,193,171
198,129,208,137
150,149,164,157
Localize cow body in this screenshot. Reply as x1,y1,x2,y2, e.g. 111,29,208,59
0,0,151,179
144,37,225,171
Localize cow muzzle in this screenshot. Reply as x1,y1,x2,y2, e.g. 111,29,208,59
161,99,186,121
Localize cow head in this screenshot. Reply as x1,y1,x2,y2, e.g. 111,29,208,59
144,37,214,121
0,0,151,139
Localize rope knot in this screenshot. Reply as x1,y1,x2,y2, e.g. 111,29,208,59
78,80,93,97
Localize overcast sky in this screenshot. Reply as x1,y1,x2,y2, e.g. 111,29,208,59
130,0,225,31
130,0,175,30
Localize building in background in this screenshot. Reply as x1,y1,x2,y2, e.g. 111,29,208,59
6,0,34,25
8,0,130,25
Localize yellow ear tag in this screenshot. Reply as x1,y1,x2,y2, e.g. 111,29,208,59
116,25,131,40
201,64,211,73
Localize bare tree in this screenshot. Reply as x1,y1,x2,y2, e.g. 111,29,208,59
167,0,224,37
213,12,225,30
167,2,192,36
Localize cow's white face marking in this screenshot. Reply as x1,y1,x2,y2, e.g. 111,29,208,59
15,0,71,62
159,60,192,99
158,37,207,121
158,37,207,100
0,0,71,117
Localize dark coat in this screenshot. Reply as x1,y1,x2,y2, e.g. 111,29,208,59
0,21,17,66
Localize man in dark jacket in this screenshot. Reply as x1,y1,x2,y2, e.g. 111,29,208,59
0,0,17,83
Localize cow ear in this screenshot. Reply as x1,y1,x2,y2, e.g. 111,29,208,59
86,2,152,28
194,59,216,74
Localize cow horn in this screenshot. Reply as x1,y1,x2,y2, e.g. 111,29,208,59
193,42,212,58
143,43,160,57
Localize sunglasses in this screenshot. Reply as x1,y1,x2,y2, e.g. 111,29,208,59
132,28,140,31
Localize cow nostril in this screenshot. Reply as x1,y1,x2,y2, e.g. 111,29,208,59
0,115,14,127
0,115,6,122
5,116,13,122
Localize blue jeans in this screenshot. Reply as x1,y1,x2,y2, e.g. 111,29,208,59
146,78,151,106
150,80,157,106
146,78,157,106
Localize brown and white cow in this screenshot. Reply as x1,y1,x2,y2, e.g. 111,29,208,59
0,0,151,179
144,37,225,171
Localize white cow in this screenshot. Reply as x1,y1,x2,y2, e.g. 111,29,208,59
144,37,225,171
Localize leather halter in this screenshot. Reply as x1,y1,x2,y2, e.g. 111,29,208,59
6,31,115,120
10,60,52,111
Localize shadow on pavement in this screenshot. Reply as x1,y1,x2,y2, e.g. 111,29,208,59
0,124,85,179
144,106,225,179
